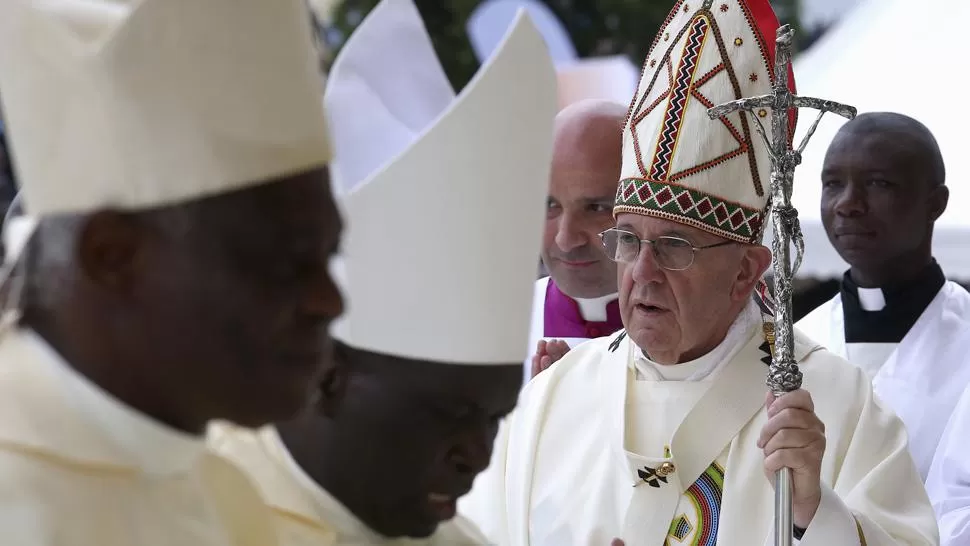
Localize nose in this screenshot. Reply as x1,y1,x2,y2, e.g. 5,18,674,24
302,266,346,322
833,182,867,218
630,241,665,284
447,424,494,478
553,211,588,253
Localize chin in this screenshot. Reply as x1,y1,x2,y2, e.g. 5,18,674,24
227,382,315,429
626,325,678,357
369,514,438,540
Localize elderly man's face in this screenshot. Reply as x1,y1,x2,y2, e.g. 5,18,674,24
615,214,768,364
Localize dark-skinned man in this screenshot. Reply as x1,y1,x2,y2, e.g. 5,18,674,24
797,112,970,481
461,1,936,544
0,1,344,544
208,0,556,544
528,99,626,380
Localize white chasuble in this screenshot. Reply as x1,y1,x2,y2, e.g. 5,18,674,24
798,281,970,480
209,425,490,546
459,327,938,545
927,385,970,546
0,329,279,546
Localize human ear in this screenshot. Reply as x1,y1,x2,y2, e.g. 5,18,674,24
928,185,949,222
732,245,772,303
77,210,144,294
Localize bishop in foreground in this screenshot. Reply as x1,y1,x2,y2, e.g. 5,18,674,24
459,1,937,544
208,0,557,544
0,0,342,544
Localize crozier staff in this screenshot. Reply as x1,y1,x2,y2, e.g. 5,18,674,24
459,1,937,544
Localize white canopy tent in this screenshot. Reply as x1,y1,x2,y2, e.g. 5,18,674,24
777,0,970,279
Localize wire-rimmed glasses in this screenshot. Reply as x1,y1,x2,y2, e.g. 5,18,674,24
599,228,735,271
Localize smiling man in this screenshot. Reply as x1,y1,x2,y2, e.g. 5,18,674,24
208,0,557,544
528,100,626,379
459,1,936,544
797,112,970,481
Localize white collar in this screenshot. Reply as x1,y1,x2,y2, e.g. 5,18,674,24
857,287,887,311
634,300,762,381
574,292,618,322
25,329,205,476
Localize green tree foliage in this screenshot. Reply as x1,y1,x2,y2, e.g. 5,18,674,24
327,0,803,91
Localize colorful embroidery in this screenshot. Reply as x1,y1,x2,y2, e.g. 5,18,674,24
665,463,724,545
649,15,710,181
720,3,729,12
616,179,762,242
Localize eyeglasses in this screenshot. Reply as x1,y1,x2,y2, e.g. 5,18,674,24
598,228,735,271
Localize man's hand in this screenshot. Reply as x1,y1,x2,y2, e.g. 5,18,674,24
758,390,826,529
530,339,570,378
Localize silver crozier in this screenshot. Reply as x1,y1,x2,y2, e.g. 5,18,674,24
707,25,856,546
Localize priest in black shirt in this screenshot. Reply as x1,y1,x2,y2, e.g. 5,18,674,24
798,112,970,481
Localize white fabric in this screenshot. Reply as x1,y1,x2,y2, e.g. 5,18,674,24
783,0,970,278
38,331,207,477
326,8,557,364
926,385,970,546
857,287,887,311
575,293,615,323
618,1,781,242
209,424,489,545
846,342,899,380
0,328,279,546
797,282,970,481
1,215,37,267
459,329,938,545
324,0,455,196
0,0,331,217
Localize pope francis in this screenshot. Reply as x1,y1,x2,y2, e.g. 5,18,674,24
0,0,343,544
458,0,939,545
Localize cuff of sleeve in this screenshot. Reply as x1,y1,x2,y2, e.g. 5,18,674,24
797,485,863,546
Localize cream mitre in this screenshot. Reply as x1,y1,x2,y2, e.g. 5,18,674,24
0,0,331,220
325,0,557,364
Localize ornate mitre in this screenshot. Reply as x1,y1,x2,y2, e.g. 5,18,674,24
0,0,331,217
615,0,796,243
323,0,557,364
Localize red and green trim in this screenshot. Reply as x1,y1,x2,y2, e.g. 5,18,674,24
614,178,764,243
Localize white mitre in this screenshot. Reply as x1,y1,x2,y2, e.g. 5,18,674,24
0,0,331,218
325,0,557,364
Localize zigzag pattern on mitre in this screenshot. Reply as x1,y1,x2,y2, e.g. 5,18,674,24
649,15,710,181
629,7,764,201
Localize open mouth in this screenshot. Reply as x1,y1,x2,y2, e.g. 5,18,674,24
635,303,667,314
